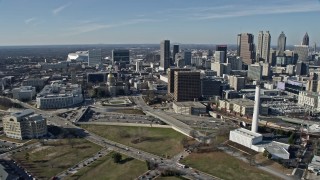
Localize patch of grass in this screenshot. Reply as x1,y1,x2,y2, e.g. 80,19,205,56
0,135,28,144
66,152,147,180
156,176,188,180
81,125,185,157
181,151,281,180
113,109,145,115
12,139,101,179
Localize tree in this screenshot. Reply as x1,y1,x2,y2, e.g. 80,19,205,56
112,153,122,163
25,152,30,161
288,132,295,144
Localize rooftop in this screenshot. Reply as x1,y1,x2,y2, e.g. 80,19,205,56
173,101,206,108
11,109,34,118
232,128,262,138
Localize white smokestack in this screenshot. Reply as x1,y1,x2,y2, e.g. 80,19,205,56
251,84,260,133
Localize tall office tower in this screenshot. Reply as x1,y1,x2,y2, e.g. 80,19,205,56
216,45,227,63
256,31,264,60
295,62,309,76
294,45,309,62
112,49,130,68
237,34,241,56
160,40,170,71
172,45,180,65
183,51,192,65
262,63,271,78
277,31,286,56
314,43,317,53
214,51,225,63
88,49,102,67
229,75,245,91
247,63,262,81
262,31,271,63
237,33,255,65
227,56,243,70
167,68,191,95
174,71,200,102
302,32,309,46
211,62,231,77
136,61,142,72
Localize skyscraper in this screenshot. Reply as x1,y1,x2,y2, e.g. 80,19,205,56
88,49,102,67
112,49,130,68
160,40,170,71
261,31,271,63
172,44,179,65
302,32,309,46
294,45,309,62
277,31,286,56
167,68,190,95
174,71,200,102
256,31,264,60
237,33,255,65
216,45,227,63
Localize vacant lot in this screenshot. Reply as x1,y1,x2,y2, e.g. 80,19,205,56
181,151,280,180
12,139,101,180
67,152,147,180
81,125,185,157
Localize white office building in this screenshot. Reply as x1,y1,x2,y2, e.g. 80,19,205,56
12,86,36,101
36,82,83,109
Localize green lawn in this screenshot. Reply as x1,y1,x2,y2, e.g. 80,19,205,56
67,152,147,180
181,151,281,180
81,125,185,157
12,139,101,179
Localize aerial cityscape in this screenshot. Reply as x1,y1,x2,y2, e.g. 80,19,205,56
0,0,320,180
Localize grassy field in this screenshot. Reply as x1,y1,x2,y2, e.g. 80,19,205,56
181,151,281,180
67,152,147,180
12,139,101,180
81,125,185,157
0,135,29,143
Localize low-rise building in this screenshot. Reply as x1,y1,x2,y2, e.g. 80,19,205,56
2,109,47,140
12,86,36,101
172,101,206,115
36,82,83,109
220,98,254,116
298,91,319,111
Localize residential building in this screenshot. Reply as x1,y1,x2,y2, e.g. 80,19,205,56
12,86,36,101
174,71,200,101
237,33,255,65
2,109,47,140
298,91,319,111
160,40,170,71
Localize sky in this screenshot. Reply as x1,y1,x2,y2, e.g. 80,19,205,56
0,0,320,46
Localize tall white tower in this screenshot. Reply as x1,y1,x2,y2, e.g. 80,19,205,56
251,84,260,133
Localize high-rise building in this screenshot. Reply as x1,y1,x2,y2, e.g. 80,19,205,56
112,49,130,67
214,51,225,63
302,32,309,46
201,78,222,98
296,62,309,76
229,76,245,91
277,31,286,56
237,33,255,65
174,71,200,102
261,31,271,63
182,51,192,66
173,45,180,65
160,40,171,71
167,68,191,95
227,56,243,70
211,62,231,77
256,31,264,60
216,45,227,63
88,49,102,67
247,63,262,81
294,45,309,62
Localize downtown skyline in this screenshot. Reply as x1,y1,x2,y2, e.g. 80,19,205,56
0,0,320,46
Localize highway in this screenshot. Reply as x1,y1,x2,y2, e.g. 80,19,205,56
5,97,219,180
